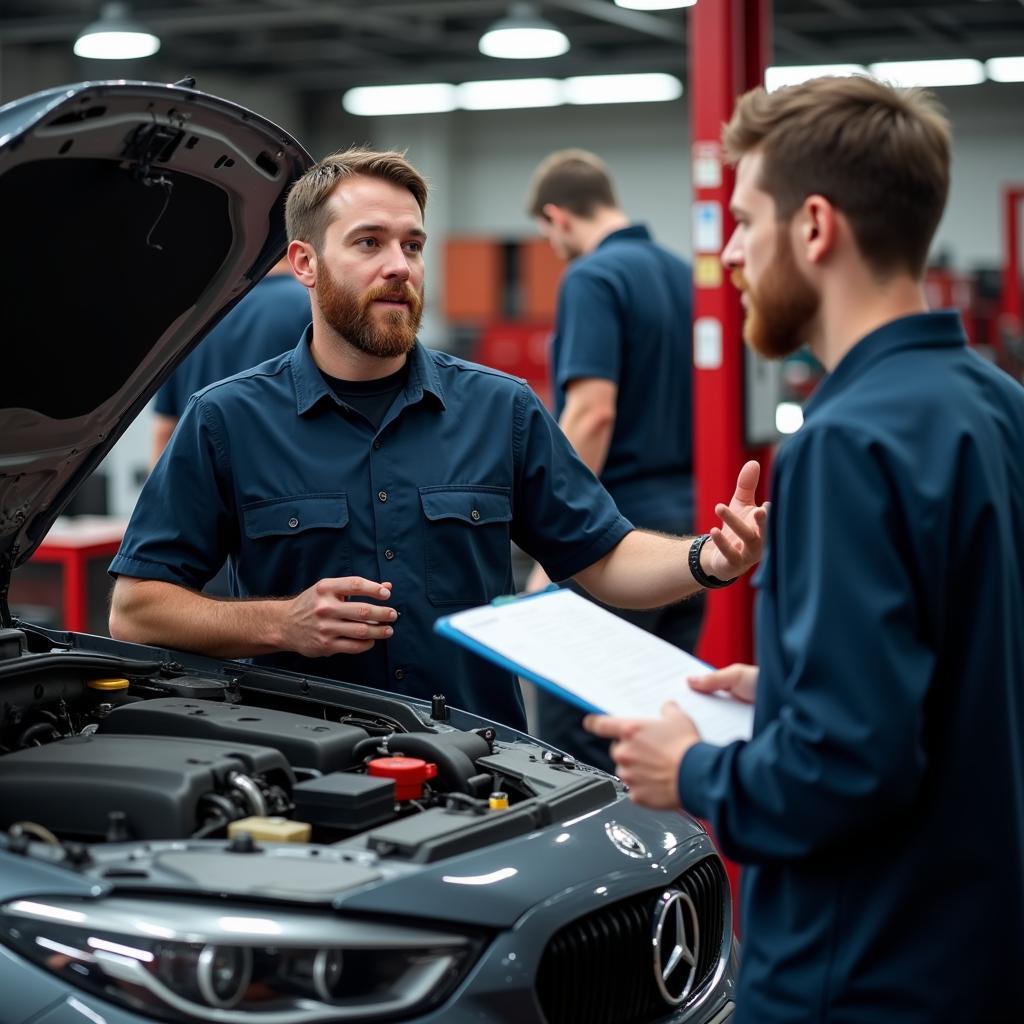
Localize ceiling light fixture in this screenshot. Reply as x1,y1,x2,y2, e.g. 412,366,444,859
479,3,570,60
342,83,458,116
765,64,867,92
458,78,563,110
342,72,684,116
564,73,683,104
868,58,985,88
614,0,697,10
986,57,1024,82
73,2,161,60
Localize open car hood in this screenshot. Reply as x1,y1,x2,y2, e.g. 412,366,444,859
0,79,312,594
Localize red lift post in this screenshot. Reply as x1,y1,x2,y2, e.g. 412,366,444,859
689,0,772,669
688,0,772,931
1002,186,1024,343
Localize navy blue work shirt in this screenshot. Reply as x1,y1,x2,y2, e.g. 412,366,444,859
678,312,1024,1022
154,273,311,418
551,224,693,532
112,333,632,730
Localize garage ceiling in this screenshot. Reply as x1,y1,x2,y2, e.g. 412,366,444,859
2,0,1023,96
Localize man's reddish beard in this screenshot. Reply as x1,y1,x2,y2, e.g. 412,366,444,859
732,228,819,359
315,265,423,358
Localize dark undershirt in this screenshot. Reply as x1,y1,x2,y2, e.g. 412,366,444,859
321,361,410,430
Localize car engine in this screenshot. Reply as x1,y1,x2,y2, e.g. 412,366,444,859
0,627,615,856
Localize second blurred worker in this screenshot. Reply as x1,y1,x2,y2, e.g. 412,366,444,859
525,150,701,769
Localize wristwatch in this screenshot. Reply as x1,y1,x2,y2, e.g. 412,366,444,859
688,532,737,590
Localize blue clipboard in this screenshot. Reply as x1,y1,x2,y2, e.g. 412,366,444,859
435,588,753,744
433,588,619,717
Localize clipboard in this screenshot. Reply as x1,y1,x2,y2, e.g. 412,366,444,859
434,588,753,746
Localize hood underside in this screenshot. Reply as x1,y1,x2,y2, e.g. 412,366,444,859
0,79,312,583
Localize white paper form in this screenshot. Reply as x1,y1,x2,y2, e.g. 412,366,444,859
440,589,754,746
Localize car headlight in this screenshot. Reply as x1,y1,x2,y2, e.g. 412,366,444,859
0,896,482,1022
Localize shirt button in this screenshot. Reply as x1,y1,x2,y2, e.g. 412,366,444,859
394,668,405,680
384,548,395,560
470,509,481,521
288,517,299,528
378,490,388,502
373,440,382,450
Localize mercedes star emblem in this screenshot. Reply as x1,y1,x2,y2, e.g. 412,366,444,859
651,888,701,1005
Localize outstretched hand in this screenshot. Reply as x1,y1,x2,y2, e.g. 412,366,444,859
702,460,769,583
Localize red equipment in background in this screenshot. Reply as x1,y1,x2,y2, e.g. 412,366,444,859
1000,185,1024,379
474,322,553,409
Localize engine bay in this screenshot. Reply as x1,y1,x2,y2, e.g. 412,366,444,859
0,625,618,864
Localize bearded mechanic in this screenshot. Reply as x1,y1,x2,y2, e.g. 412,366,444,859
109,146,767,731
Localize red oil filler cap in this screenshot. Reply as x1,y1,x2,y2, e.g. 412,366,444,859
367,757,438,801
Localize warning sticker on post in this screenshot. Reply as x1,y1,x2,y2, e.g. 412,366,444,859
692,140,723,189
693,201,723,254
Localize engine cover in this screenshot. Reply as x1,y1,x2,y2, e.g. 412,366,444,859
0,734,292,840
98,697,369,774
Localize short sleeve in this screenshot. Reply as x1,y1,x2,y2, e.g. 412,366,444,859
109,396,237,589
553,266,623,390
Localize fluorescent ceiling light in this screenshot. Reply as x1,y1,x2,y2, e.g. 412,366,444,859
986,57,1024,83
565,73,682,104
458,78,563,110
868,58,985,87
343,73,687,115
614,0,697,8
479,3,569,59
73,2,160,59
765,64,866,91
342,83,458,116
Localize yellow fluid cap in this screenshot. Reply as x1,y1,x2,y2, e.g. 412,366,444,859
489,792,509,811
87,677,130,691
227,817,311,844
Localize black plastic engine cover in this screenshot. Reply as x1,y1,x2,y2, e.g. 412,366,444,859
98,697,369,773
0,733,292,840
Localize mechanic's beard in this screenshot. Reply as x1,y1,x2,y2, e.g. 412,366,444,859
316,267,423,358
734,231,819,360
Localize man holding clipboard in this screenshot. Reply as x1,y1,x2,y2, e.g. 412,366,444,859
586,77,1024,1023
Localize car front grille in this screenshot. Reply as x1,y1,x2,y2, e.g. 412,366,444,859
535,856,727,1024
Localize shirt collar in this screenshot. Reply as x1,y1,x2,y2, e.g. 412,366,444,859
291,329,445,416
597,223,651,249
803,310,966,420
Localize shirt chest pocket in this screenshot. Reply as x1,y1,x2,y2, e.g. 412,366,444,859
419,486,513,607
241,493,351,589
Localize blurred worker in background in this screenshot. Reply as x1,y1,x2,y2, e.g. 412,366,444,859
151,257,310,465
587,76,1024,1022
525,149,700,771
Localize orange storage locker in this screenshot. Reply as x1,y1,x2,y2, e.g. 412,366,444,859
444,239,503,322
520,238,564,322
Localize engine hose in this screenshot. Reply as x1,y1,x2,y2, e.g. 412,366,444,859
228,771,267,817
353,735,393,763
197,791,239,828
15,722,61,748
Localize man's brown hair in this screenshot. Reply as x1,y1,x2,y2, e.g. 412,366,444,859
525,148,619,220
285,146,428,251
723,75,951,277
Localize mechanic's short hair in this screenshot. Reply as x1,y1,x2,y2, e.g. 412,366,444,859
285,146,428,251
723,75,951,278
526,148,619,220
